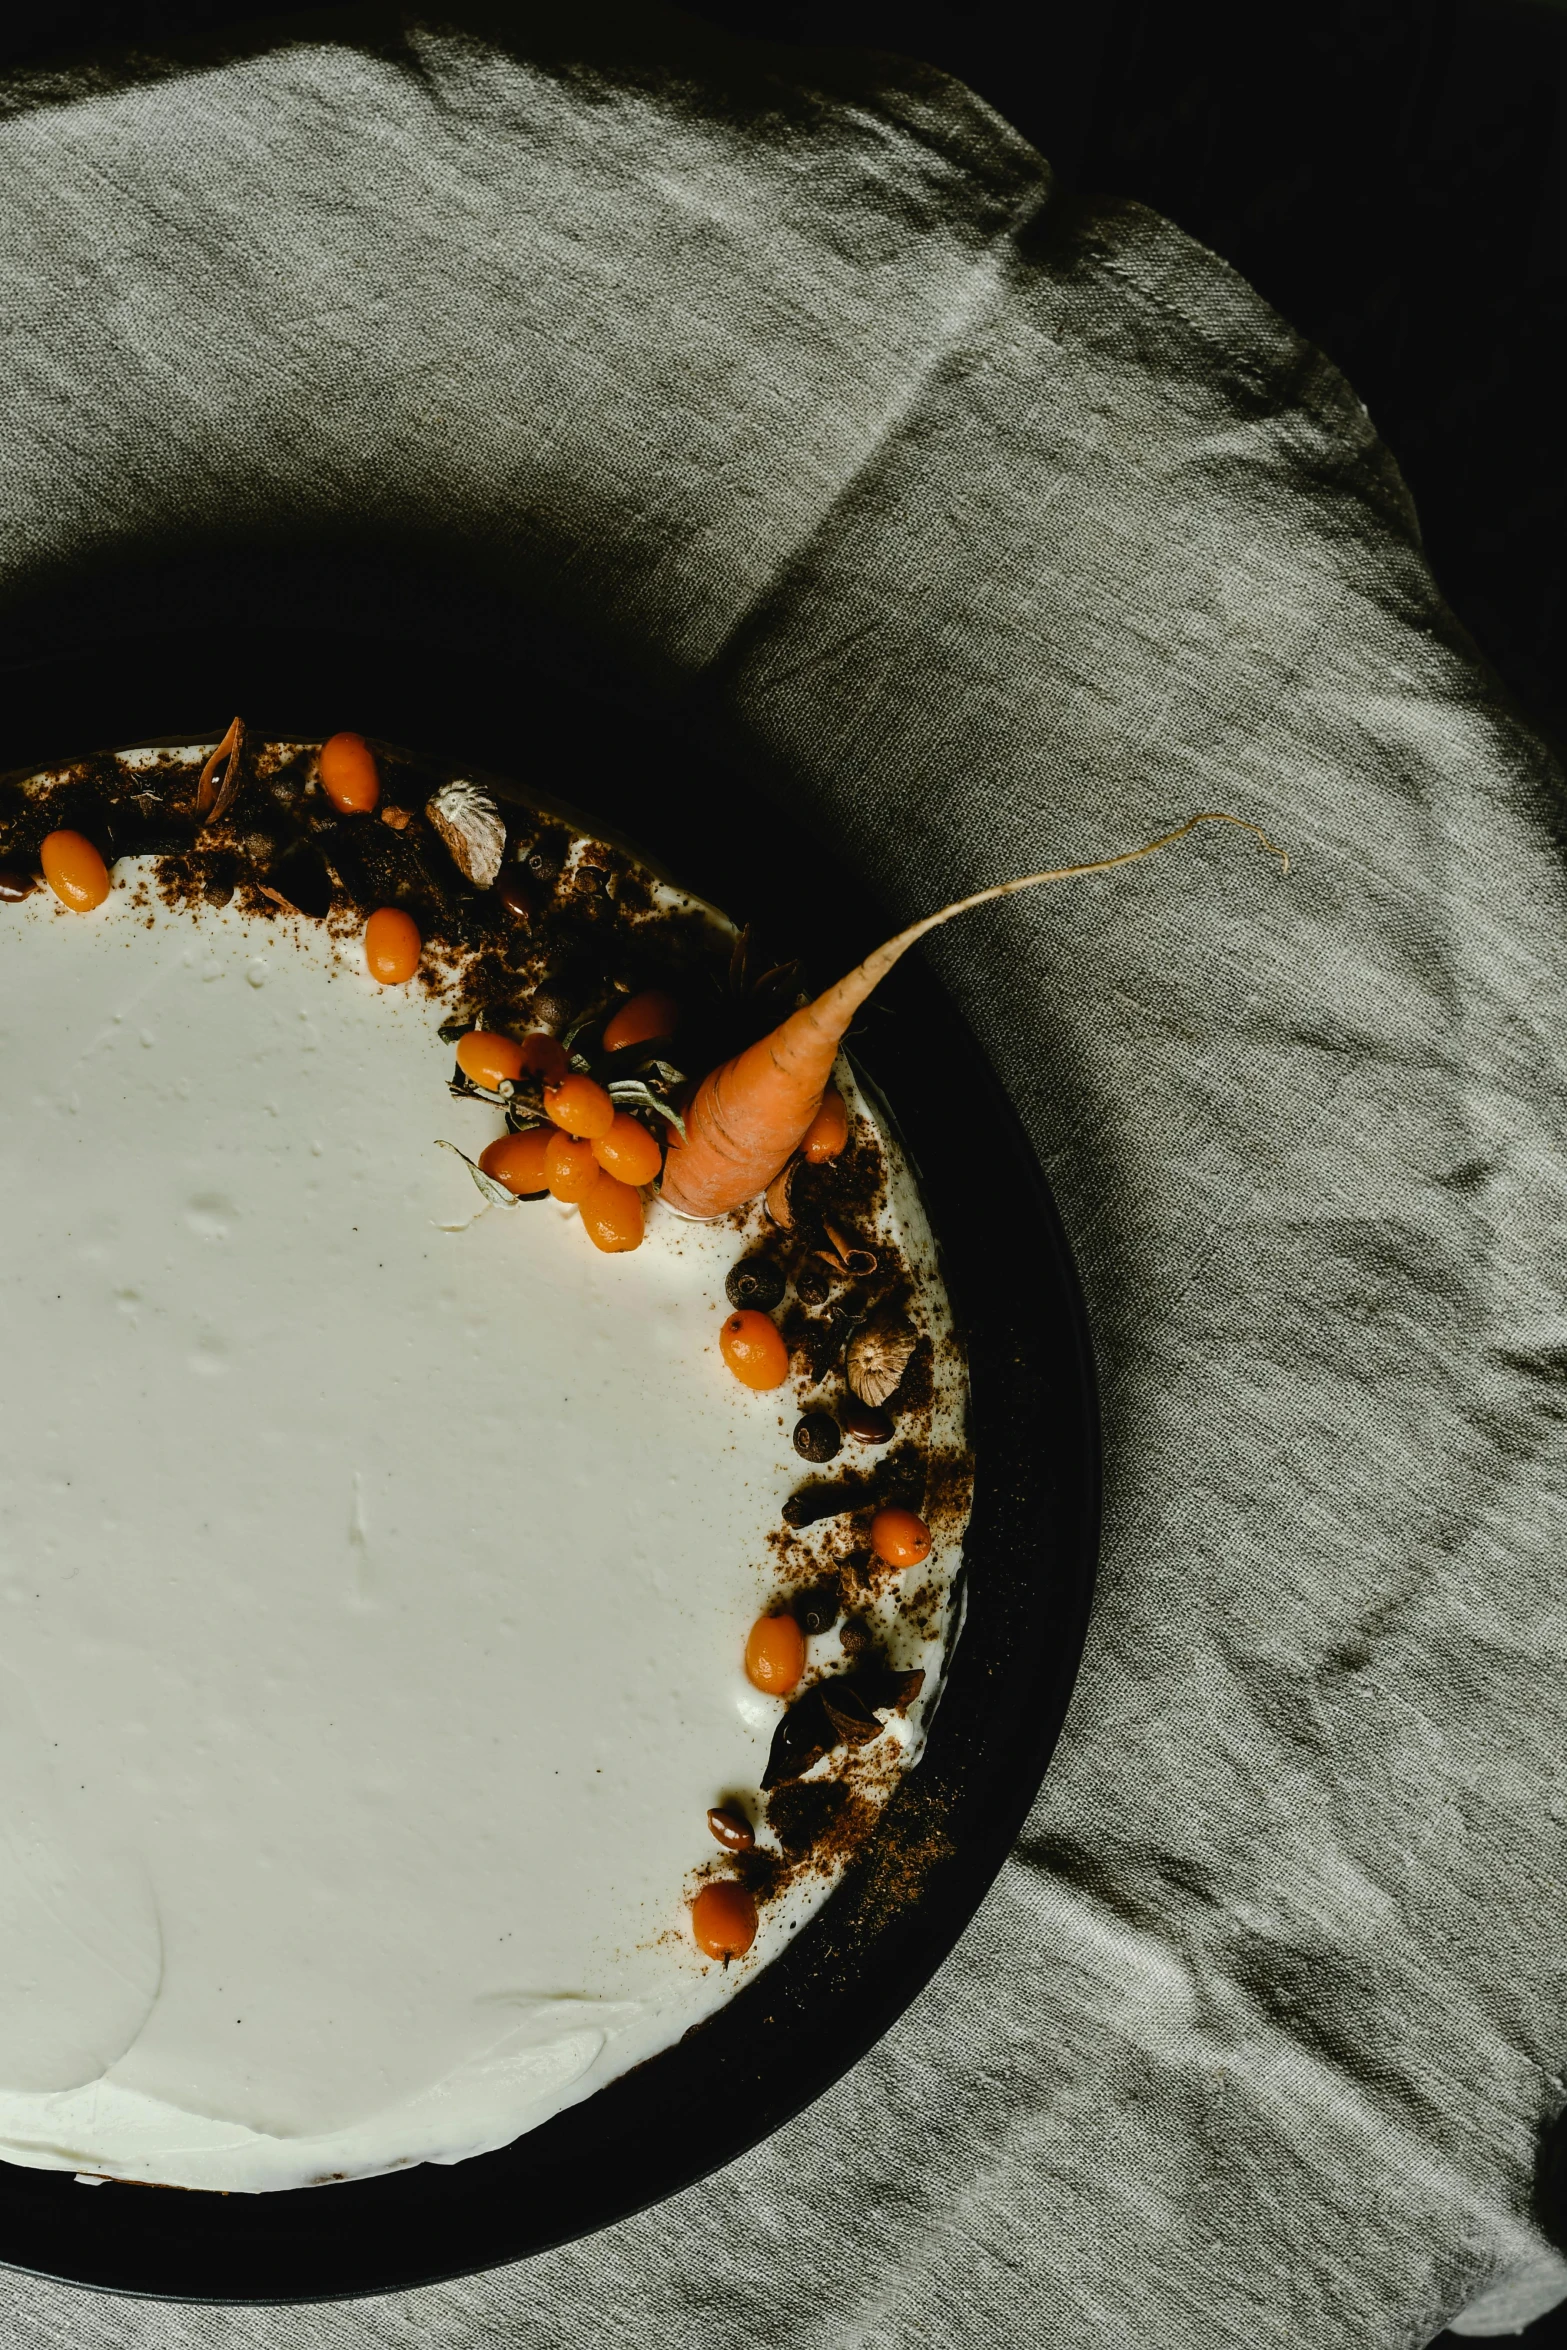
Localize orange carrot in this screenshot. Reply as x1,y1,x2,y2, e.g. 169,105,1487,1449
659,814,1286,1220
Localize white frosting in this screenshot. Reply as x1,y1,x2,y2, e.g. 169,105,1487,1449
0,813,964,2193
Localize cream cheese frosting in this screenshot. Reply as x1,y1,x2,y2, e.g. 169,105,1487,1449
0,761,966,2194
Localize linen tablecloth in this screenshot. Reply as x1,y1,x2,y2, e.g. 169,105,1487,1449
2,8,1564,2342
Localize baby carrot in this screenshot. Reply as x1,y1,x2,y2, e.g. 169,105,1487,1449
659,815,1287,1219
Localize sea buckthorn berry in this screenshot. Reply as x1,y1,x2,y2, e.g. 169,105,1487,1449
496,873,535,923
719,1310,789,1391
707,1806,755,1853
801,1087,849,1164
591,1112,662,1188
580,1173,645,1253
869,1506,932,1570
363,906,420,985
455,1030,525,1089
603,989,678,1053
744,1611,806,1696
516,1031,570,1084
691,1878,758,1962
39,830,109,912
478,1130,551,1196
544,1074,615,1139
544,1131,601,1203
319,732,380,814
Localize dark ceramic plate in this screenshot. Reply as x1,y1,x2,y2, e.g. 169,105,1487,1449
0,628,1099,2303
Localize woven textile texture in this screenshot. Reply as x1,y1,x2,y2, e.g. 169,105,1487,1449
1,7,1564,2343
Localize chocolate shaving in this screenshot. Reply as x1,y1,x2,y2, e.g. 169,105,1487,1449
761,1688,835,1789
819,1684,883,1746
195,716,246,831
764,1158,799,1230
819,1221,877,1278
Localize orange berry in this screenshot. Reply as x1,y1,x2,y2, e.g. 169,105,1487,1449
319,732,380,814
544,1131,601,1203
580,1174,645,1253
603,989,678,1053
478,1130,551,1196
39,830,109,912
869,1506,931,1570
516,1032,570,1084
719,1310,789,1391
544,1074,615,1139
363,906,420,985
744,1612,805,1695
691,1878,758,1961
801,1087,849,1164
455,1030,525,1089
591,1112,662,1188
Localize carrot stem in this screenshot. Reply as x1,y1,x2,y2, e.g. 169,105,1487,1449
660,812,1286,1219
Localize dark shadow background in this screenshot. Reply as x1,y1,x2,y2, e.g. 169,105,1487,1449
1,0,1562,2336
1,0,1562,759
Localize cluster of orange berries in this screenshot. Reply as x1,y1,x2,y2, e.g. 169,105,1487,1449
457,1023,673,1256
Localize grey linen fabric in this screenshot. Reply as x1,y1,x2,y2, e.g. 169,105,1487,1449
2,8,1565,2343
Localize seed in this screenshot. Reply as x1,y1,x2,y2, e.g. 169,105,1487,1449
0,867,35,902
544,1131,601,1203
792,1579,841,1636
544,1074,615,1139
869,1506,931,1570
725,1256,785,1312
841,1396,894,1445
455,1030,525,1089
478,1131,551,1196
795,1261,830,1307
603,989,678,1053
846,1316,916,1407
801,1087,849,1164
744,1611,806,1695
579,1173,645,1253
364,906,420,984
691,1879,758,1961
319,732,380,814
497,873,535,923
426,780,505,888
591,1112,662,1187
719,1310,789,1391
39,830,109,912
793,1411,842,1463
707,1806,755,1853
525,836,566,882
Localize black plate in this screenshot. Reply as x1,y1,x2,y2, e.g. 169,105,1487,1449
0,627,1099,2303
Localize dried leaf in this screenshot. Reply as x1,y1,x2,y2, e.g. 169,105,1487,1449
426,781,506,889
607,1078,687,1139
433,1138,521,1214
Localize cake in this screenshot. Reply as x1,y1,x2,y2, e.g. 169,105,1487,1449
0,728,971,2193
